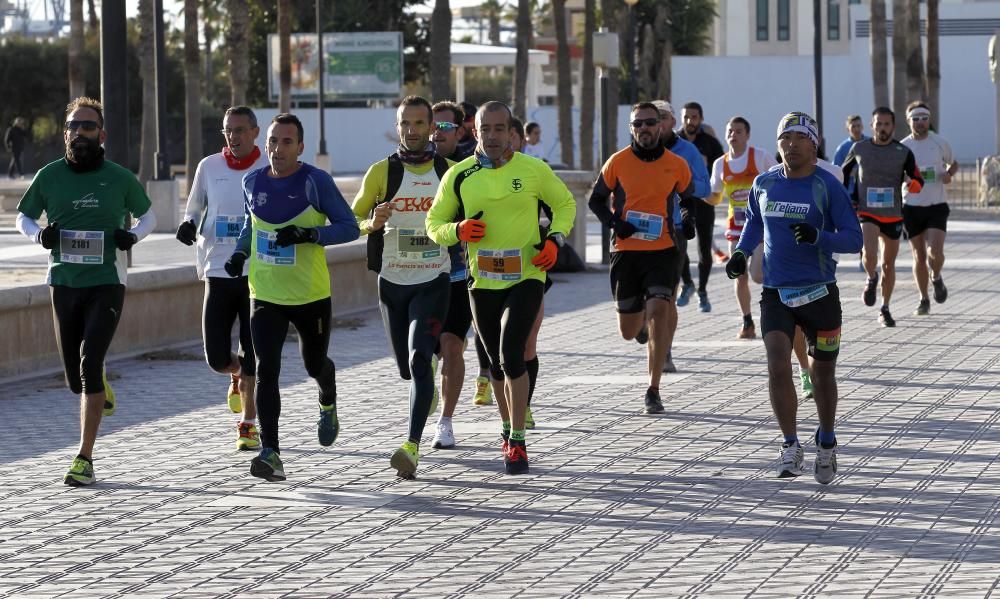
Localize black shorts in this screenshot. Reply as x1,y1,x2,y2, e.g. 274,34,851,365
859,216,904,240
609,248,679,313
441,279,473,338
760,283,842,362
903,203,949,238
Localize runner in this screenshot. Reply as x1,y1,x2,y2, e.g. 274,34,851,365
15,96,157,486
426,101,576,474
588,102,694,413
226,113,360,481
901,101,958,316
726,111,862,484
832,114,868,167
677,101,725,312
352,96,453,478
176,105,268,450
841,107,923,327
708,116,777,340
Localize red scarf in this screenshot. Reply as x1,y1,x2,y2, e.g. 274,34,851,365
222,145,261,170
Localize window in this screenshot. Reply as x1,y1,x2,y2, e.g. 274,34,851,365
777,0,790,41
757,0,769,41
828,0,841,41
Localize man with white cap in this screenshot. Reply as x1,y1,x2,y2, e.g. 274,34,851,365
901,101,958,316
726,112,862,485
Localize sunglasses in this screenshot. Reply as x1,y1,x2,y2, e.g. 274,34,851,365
910,116,930,122
630,118,660,129
221,127,251,136
434,121,459,132
65,120,101,132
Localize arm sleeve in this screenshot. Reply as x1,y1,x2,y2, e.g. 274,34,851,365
539,163,576,237
233,173,254,256
587,166,615,226
15,212,41,244
816,177,863,254
125,173,153,219
128,209,157,241
735,184,764,255
903,150,923,186
425,169,461,246
350,161,386,236
307,171,361,246
183,157,208,225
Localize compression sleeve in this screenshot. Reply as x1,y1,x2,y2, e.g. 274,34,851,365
587,162,615,226
15,212,41,244
305,170,361,246
351,160,387,236
903,149,924,186
425,168,461,246
129,209,157,241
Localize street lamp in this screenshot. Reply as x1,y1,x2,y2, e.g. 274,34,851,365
624,0,638,104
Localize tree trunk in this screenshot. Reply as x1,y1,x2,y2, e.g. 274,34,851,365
579,0,595,171
278,0,292,112
870,0,889,108
891,0,908,138
488,13,501,46
512,0,531,118
68,0,85,98
552,0,574,168
138,0,156,184
185,0,203,189
638,22,654,100
226,0,249,106
204,15,215,106
87,0,98,32
926,0,940,121
601,0,620,159
905,0,925,105
430,0,452,101
654,2,672,102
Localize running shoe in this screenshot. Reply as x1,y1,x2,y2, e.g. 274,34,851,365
643,388,664,414
504,440,529,475
913,298,930,316
102,371,116,417
676,284,695,307
63,456,95,486
698,290,712,313
430,355,440,414
390,441,420,479
776,441,804,478
227,373,241,413
472,375,493,406
713,248,729,264
250,448,285,481
863,274,879,307
432,421,455,449
813,431,838,485
800,370,814,399
879,306,896,328
737,323,756,340
662,352,677,373
525,406,535,429
635,324,649,345
236,421,260,451
317,404,340,447
933,277,948,304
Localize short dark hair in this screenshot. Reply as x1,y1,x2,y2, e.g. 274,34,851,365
631,101,660,116
846,114,862,125
525,121,540,135
872,106,895,124
476,101,513,126
224,105,258,128
399,95,434,123
431,101,464,125
510,117,525,139
66,96,104,128
460,101,478,123
729,116,751,135
271,113,304,143
683,101,704,118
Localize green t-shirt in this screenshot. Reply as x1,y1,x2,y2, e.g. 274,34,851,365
17,158,152,288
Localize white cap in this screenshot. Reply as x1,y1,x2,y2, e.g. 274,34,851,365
651,100,674,116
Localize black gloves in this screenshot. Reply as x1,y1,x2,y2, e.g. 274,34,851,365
112,229,138,251
726,249,748,279
39,221,60,249
789,222,818,245
610,216,637,240
681,207,697,240
176,219,197,246
275,225,318,247
224,251,248,278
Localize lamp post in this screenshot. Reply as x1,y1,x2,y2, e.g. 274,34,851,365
594,28,620,265
813,0,825,157
315,0,330,172
624,0,639,104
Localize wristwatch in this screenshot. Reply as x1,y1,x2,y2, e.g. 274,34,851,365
548,232,566,248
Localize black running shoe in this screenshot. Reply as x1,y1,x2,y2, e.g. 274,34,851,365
863,274,879,307
635,325,649,345
644,388,664,414
879,306,896,327
933,277,948,303
504,440,529,475
913,298,930,316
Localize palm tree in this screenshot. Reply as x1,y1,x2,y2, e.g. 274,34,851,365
203,0,222,105
905,0,925,105
552,0,574,168
185,0,203,189
278,0,292,113
654,1,671,101
430,0,452,101
68,0,85,98
891,0,908,138
925,0,940,120
512,0,531,118
870,0,889,108
579,0,595,171
87,0,98,32
138,0,156,184
482,0,504,46
226,0,250,105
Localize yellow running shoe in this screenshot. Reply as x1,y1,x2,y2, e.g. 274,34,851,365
236,421,260,451
64,455,95,486
390,441,419,479
472,376,493,406
227,373,241,413
102,371,116,417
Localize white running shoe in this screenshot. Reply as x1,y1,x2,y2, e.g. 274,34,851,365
777,442,804,478
432,420,455,449
814,438,838,485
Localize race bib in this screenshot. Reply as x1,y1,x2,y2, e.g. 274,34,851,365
256,230,295,265
59,230,104,264
921,166,937,184
476,248,522,281
624,210,664,242
778,284,829,308
214,215,243,244
866,187,894,209
396,228,441,260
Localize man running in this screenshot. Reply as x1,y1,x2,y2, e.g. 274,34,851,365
588,102,693,414
677,101,725,312
353,96,453,478
15,96,157,486
176,106,268,450
841,107,923,327
709,116,777,340
901,101,958,316
832,115,868,167
726,112,861,484
226,113,359,482
427,101,576,475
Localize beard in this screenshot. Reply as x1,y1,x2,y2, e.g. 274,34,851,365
65,135,105,170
